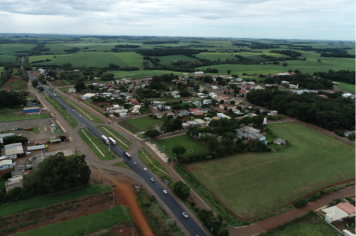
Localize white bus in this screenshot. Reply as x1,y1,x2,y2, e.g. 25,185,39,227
108,137,116,145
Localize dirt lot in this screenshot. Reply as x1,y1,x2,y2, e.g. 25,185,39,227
0,191,115,236
2,77,27,91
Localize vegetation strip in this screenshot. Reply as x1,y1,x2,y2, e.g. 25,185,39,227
81,129,105,157
140,147,168,175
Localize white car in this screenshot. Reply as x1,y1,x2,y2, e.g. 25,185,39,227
163,190,168,194
182,212,189,218
25,151,31,155
151,178,155,182
133,162,137,166
143,168,147,171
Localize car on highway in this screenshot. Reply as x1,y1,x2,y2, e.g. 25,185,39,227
133,162,137,166
72,109,74,111
151,178,155,182
163,190,168,194
182,212,189,218
143,168,147,171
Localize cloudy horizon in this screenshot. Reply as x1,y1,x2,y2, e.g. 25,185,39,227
0,0,354,40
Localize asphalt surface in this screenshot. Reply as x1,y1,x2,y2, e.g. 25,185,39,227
29,74,207,236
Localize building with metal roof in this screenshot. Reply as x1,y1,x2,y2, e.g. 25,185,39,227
5,143,24,156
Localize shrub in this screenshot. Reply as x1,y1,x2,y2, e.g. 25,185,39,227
308,193,320,202
294,199,308,208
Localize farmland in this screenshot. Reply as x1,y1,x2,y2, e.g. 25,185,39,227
153,55,198,65
78,128,118,161
108,69,184,79
335,82,355,93
157,134,207,158
1,77,28,90
186,123,355,219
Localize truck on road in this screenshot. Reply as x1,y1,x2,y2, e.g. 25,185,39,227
27,144,48,151
53,93,57,97
123,151,131,159
108,137,116,145
101,135,110,145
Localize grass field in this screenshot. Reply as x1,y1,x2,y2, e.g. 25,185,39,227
335,82,355,93
113,161,131,169
29,52,145,68
78,128,118,161
187,123,355,219
153,55,198,65
43,93,78,128
125,117,164,131
0,183,112,217
156,134,207,158
58,94,104,123
0,43,36,56
108,70,184,79
0,113,50,122
0,55,17,62
266,214,339,236
12,206,130,236
97,125,132,150
1,77,28,90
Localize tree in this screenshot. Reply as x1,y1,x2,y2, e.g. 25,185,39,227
144,129,160,140
317,59,321,63
32,79,38,87
173,181,190,200
227,69,231,75
294,199,308,208
74,81,86,92
172,145,186,159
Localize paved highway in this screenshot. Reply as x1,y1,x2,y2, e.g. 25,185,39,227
28,73,207,236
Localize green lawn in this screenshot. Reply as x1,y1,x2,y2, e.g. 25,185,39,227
12,206,130,236
265,214,339,236
156,134,208,158
153,55,198,65
43,93,78,128
125,117,164,131
187,123,355,219
335,82,355,93
29,52,145,68
78,128,118,161
0,183,112,217
113,161,131,170
59,94,104,123
0,113,50,123
97,125,132,150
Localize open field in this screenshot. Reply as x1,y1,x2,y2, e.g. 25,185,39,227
0,183,112,217
43,93,78,128
0,111,50,123
187,123,355,219
1,77,28,90
58,94,104,123
97,125,132,150
335,82,355,93
124,116,164,131
153,55,198,65
265,213,339,236
0,43,36,55
108,69,184,79
12,206,129,236
78,128,118,161
29,52,145,68
0,55,17,62
157,134,207,158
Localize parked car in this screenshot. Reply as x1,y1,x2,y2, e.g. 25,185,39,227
25,151,31,155
151,178,155,182
163,190,168,194
182,212,189,218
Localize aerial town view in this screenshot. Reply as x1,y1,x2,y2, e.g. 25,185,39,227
0,1,354,236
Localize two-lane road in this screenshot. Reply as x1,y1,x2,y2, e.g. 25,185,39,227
29,74,207,236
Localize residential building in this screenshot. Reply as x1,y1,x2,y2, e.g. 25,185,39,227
0,160,13,170
203,99,212,105
293,90,304,95
236,126,266,141
274,138,286,145
194,71,204,75
267,110,278,116
82,93,96,99
179,110,190,116
222,89,233,94
216,113,231,119
194,119,206,127
289,84,299,89
219,104,234,110
192,101,202,107
68,88,76,93
187,121,199,126
5,143,24,158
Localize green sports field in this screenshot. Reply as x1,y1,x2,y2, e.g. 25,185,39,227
29,52,145,68
335,82,355,93
186,123,355,219
125,116,164,131
157,134,207,158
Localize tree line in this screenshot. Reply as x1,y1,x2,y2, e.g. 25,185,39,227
313,69,355,84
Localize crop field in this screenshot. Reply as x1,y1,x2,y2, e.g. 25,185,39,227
0,67,3,74
186,123,355,219
43,93,78,128
156,134,207,158
1,77,28,90
335,82,355,93
124,116,164,131
58,94,104,123
153,55,198,65
0,43,36,55
11,205,128,236
266,214,339,236
197,64,287,75
29,52,145,68
0,111,50,123
108,69,184,79
0,54,17,62
78,128,118,161
0,183,112,217
97,125,132,150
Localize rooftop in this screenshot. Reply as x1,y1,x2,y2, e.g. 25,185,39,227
5,143,24,155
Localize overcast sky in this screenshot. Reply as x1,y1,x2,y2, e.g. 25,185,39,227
0,0,354,40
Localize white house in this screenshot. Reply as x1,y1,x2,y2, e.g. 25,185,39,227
267,110,278,116
293,90,304,95
289,84,299,89
236,126,266,141
203,99,212,105
82,93,96,99
194,71,204,75
0,160,13,170
281,81,290,84
216,113,231,119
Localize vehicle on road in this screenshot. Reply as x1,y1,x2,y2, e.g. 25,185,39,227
108,137,116,145
182,212,189,218
143,167,147,171
133,162,137,166
53,93,56,97
101,135,110,145
27,144,48,151
151,178,155,182
79,115,82,117
124,151,131,158
72,109,74,111
163,190,168,194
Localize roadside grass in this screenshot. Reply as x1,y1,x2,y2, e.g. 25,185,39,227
12,206,130,236
113,161,131,170
0,183,112,217
265,213,339,236
137,147,173,187
335,82,355,93
0,113,50,123
97,125,132,150
78,128,118,161
186,123,355,219
59,87,70,92
43,92,78,128
58,94,104,123
156,134,208,158
125,117,164,131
